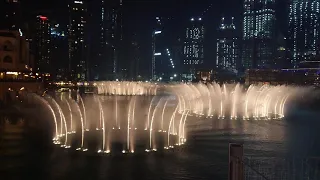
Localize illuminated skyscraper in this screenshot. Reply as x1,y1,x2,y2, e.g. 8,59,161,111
68,0,87,81
183,17,204,80
35,15,51,74
51,23,68,80
88,0,123,80
151,17,176,81
216,17,239,74
129,34,140,80
288,0,320,68
242,0,276,69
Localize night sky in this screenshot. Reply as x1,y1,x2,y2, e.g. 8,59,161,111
22,0,288,75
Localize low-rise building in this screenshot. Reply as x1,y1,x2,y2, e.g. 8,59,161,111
0,30,44,103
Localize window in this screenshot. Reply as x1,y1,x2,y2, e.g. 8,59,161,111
3,41,14,51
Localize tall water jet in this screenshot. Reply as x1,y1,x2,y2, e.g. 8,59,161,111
48,96,68,146
37,95,58,140
65,99,73,132
161,99,169,131
127,97,133,152
178,110,186,144
97,97,107,152
182,110,190,141
115,95,119,129
52,98,63,135
130,96,137,152
78,94,87,130
244,85,254,119
231,84,240,119
280,94,290,118
75,101,84,149
150,98,162,150
58,105,68,146
146,96,156,130
168,105,178,148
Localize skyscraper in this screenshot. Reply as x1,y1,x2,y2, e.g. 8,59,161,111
242,0,276,70
129,34,140,81
35,15,51,74
51,23,68,80
88,0,123,80
151,17,176,81
182,17,204,80
0,0,22,30
151,17,165,81
216,17,239,74
68,0,87,81
288,0,320,68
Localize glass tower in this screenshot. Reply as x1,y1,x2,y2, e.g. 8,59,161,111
68,0,87,81
216,17,239,74
35,15,51,74
288,0,320,68
242,0,276,69
183,17,205,76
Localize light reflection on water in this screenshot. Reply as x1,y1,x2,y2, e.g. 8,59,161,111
1,108,320,180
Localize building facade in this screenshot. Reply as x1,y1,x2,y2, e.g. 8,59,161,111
182,17,205,81
216,17,239,74
242,0,276,70
0,31,33,73
35,15,51,74
88,0,123,80
288,0,320,68
50,23,68,81
68,0,88,81
151,17,176,81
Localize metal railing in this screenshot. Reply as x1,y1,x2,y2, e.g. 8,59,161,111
243,157,320,180
229,143,320,180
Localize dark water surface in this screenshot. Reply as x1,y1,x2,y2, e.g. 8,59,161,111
1,107,320,180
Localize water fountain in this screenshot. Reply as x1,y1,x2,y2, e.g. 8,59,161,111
171,83,302,120
31,82,182,155
30,81,310,155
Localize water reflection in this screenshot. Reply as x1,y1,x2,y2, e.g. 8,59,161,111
1,108,320,180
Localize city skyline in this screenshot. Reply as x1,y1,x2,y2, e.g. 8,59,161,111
1,0,319,82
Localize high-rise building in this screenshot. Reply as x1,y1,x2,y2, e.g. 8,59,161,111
151,17,176,81
68,0,87,81
88,0,123,80
182,17,205,80
288,0,320,68
242,0,276,70
216,17,239,74
0,0,22,31
51,23,68,80
129,34,140,81
35,15,51,74
152,17,165,81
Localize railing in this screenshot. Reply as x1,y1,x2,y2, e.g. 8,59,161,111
229,143,320,180
243,157,320,180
